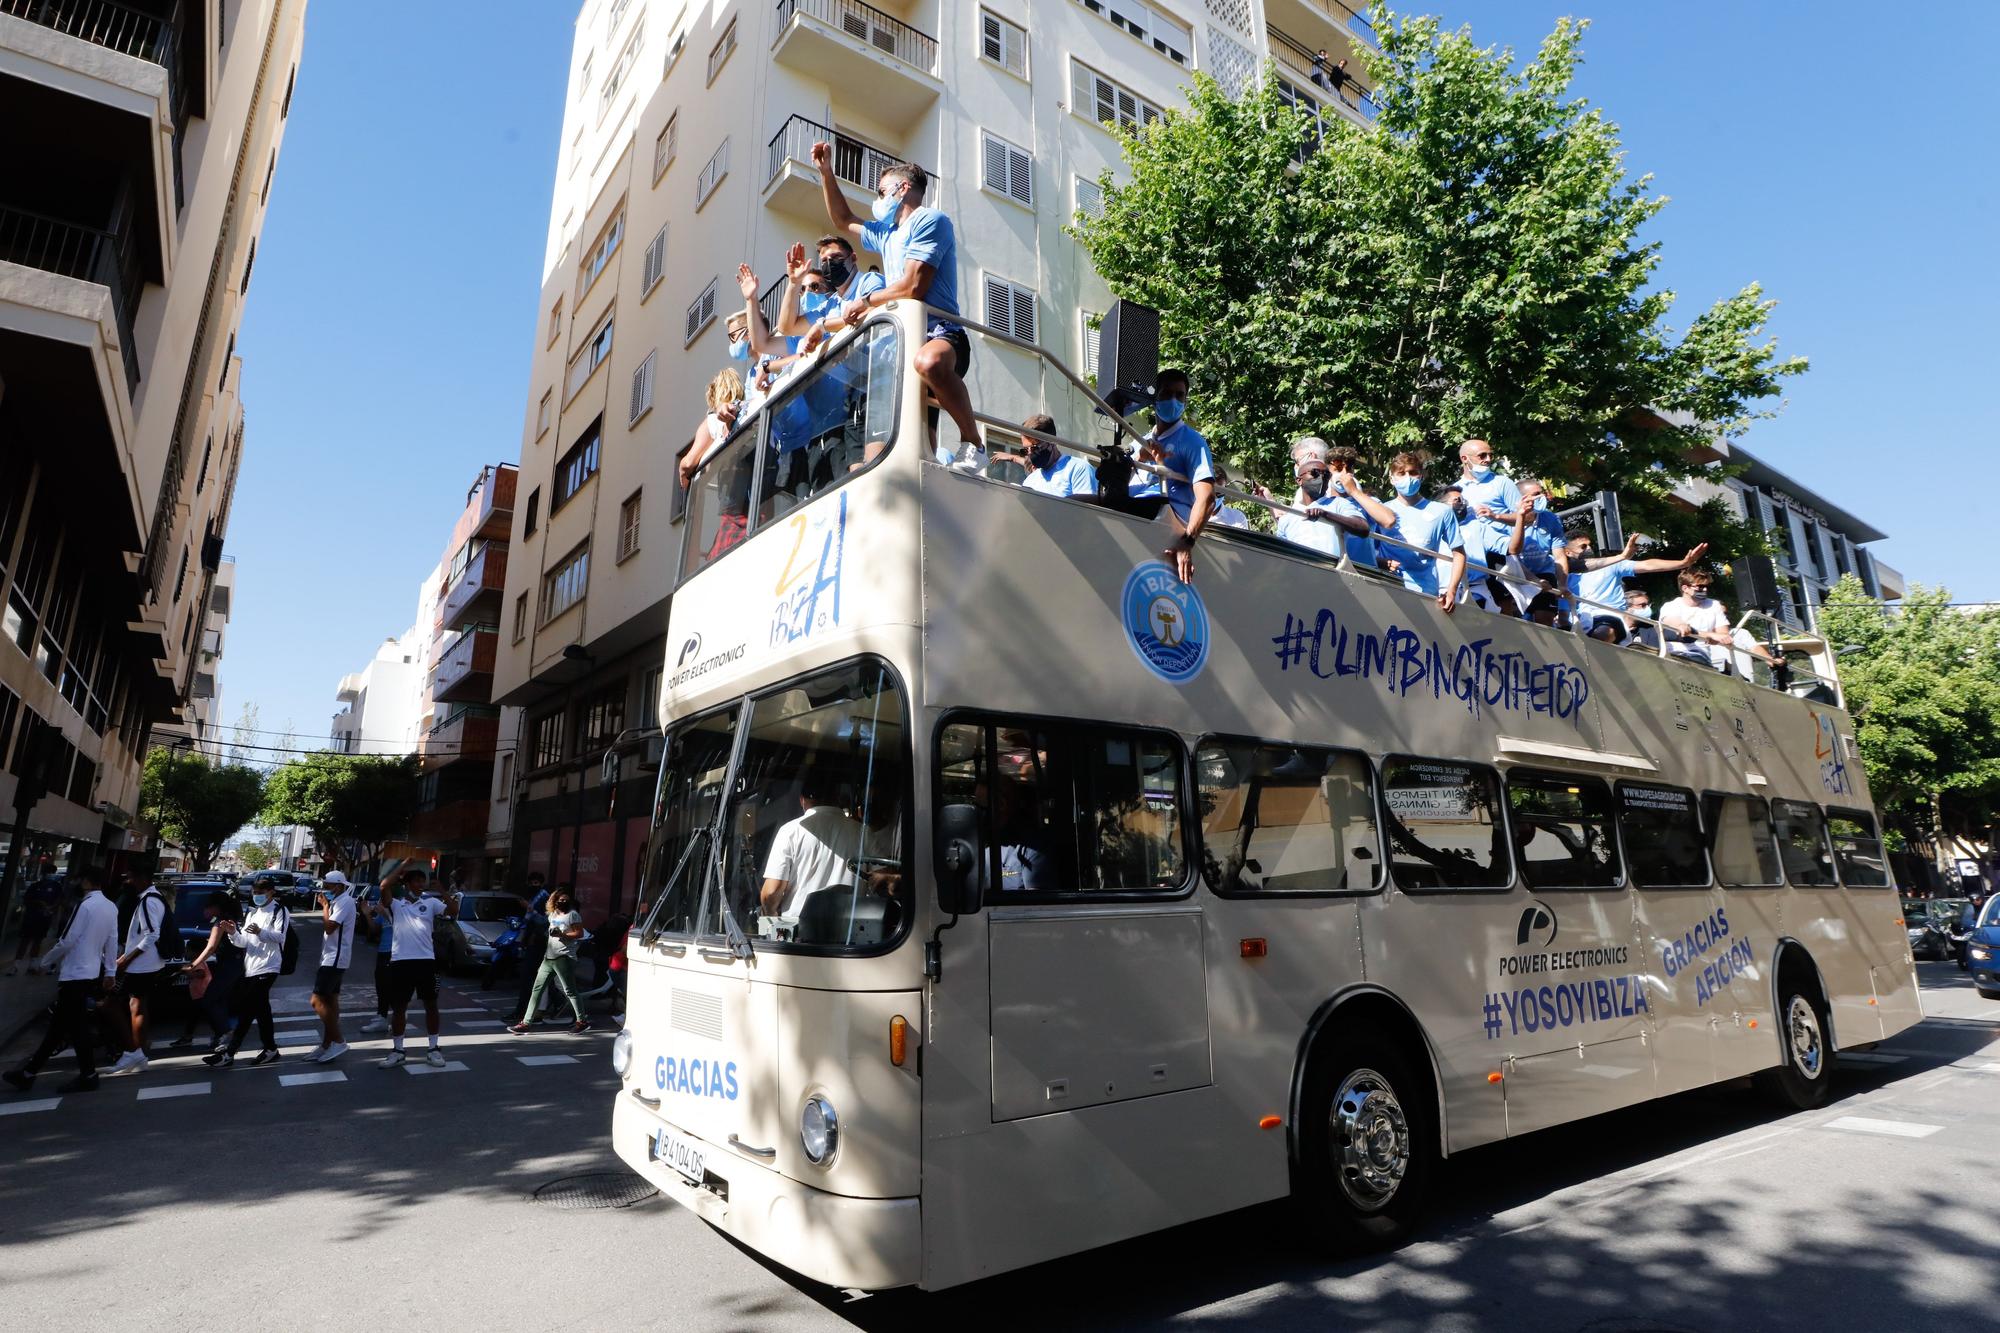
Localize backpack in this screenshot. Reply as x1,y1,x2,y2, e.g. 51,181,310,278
275,906,301,975
143,891,179,965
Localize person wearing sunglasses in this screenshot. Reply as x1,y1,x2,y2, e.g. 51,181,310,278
1274,437,1393,570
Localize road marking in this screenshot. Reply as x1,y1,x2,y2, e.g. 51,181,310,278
137,1083,211,1101
0,1097,61,1116
1837,1052,1909,1066
277,1071,347,1088
435,1008,489,1014
273,1031,320,1045
456,1019,507,1028
405,1060,470,1076
517,1055,580,1067
1824,1115,1943,1139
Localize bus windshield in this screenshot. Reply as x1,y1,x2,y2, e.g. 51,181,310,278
641,657,910,955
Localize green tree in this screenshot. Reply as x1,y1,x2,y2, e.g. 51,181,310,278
140,749,266,872
236,841,277,872
1070,7,1804,561
1816,578,2000,868
262,752,419,877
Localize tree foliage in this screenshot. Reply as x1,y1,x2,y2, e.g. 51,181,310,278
1816,578,2000,857
1070,6,1805,561
262,753,419,873
235,841,277,872
140,750,266,872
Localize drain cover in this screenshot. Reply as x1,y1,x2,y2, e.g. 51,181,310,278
531,1172,659,1210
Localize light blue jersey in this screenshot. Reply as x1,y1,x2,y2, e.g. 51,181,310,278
1382,496,1465,597
1144,423,1215,525
1276,495,1376,568
1569,558,1635,626
860,207,958,317
1459,472,1523,556
1021,455,1098,497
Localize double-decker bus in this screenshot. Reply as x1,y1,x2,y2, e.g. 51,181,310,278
609,299,1918,1292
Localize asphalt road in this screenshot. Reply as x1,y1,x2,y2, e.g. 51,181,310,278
1,949,1996,1333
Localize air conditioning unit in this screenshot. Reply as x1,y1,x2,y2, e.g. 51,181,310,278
641,735,665,771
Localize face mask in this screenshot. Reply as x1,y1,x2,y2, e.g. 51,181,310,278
1393,475,1423,498
1469,464,1494,481
819,256,850,288
1028,442,1057,471
1153,397,1185,425
1686,588,1711,602
252,894,270,908
1531,494,1549,511
871,187,903,222
1301,474,1329,500
727,336,749,362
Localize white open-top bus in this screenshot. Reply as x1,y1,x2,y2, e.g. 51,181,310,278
609,298,1919,1292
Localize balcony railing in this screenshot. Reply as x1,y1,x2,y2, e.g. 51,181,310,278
439,544,508,633
0,205,143,392
430,628,498,702
774,0,935,74
2,0,175,62
1269,26,1378,121
1304,0,1379,45
766,113,906,200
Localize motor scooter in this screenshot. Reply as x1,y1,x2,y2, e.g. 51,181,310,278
480,916,526,990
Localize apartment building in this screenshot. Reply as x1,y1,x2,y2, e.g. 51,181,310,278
410,464,516,887
0,0,305,891
329,629,424,758
487,0,1374,917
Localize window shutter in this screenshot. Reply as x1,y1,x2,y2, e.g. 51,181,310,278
982,134,1009,196
642,225,666,293
1082,312,1101,378
1072,60,1091,118
1008,144,1031,205
1012,285,1037,344
981,12,1003,63
1075,176,1104,219
629,351,656,423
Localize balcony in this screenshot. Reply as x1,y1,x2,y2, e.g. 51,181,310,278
763,113,914,225
430,628,498,704
0,205,144,392
420,707,499,773
460,463,517,543
439,544,508,634
772,0,940,125
1268,26,1377,127
2,0,173,58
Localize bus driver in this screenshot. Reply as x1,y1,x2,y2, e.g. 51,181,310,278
758,769,864,936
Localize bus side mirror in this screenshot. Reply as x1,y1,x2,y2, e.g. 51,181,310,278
937,803,985,916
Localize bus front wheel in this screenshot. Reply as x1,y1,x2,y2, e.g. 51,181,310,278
1753,989,1834,1110
1295,1034,1434,1250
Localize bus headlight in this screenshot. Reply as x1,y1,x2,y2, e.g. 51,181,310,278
611,1029,635,1078
800,1096,839,1165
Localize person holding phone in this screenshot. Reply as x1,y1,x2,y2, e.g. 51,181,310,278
203,882,288,1069
308,871,356,1064
506,885,589,1035
367,868,457,1068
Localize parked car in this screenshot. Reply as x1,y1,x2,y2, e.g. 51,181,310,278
452,892,529,972
1966,897,2000,999
1904,898,1953,961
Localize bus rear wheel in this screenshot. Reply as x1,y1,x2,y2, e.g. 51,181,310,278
1295,1034,1434,1250
1753,990,1834,1110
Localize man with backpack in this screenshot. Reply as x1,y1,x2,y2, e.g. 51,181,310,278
203,881,293,1069
106,876,173,1076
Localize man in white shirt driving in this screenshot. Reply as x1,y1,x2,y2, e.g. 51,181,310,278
759,769,863,938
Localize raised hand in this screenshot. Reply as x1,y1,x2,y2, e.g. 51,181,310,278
785,242,808,281
736,263,759,300
809,140,832,172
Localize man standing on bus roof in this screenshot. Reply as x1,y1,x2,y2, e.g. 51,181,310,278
1380,452,1467,614
1564,531,1708,635
811,145,984,472
759,769,865,937
1134,369,1215,583
776,236,885,341
1513,479,1571,583
1017,414,1097,498
1456,438,1522,562
1275,438,1391,570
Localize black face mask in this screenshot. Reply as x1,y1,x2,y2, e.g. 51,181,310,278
1301,474,1329,500
818,255,851,288
1028,442,1057,470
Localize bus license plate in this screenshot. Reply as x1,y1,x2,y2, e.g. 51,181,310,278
653,1127,705,1185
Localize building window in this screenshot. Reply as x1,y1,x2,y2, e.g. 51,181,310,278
241,238,256,294
578,52,593,100
663,27,686,75
539,542,591,625
260,151,275,205
497,752,514,800
523,487,541,537
552,422,602,511
537,390,553,439
548,297,563,347
173,546,189,603
980,131,1033,207
606,0,634,33
654,113,679,181
706,18,736,85
532,710,564,768
982,274,1038,344
578,209,625,300
695,137,730,208
194,435,213,496
1070,59,1164,134
618,490,642,561
281,66,296,118
629,351,656,424
1075,0,1192,66
513,592,529,643
980,9,1027,77
1080,310,1101,379
641,224,667,295
566,310,615,400
1074,175,1105,220
600,20,644,117
576,682,627,752
684,277,718,343
219,333,235,389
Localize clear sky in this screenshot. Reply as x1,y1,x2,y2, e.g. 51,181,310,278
223,0,1998,749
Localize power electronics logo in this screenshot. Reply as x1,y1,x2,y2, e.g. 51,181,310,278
1516,900,1558,949
667,633,746,688
676,634,702,668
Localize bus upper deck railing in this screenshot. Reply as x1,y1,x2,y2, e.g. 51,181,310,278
680,297,1842,709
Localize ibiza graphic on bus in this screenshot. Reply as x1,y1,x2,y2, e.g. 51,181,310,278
1122,560,1209,683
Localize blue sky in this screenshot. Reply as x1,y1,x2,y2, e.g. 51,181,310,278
224,0,1997,748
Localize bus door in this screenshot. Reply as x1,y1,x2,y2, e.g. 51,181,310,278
1486,768,1655,1134
1696,792,1786,1081
1772,799,1884,1044
1822,807,1919,1031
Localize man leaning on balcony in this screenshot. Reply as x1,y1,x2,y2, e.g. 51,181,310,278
810,141,984,472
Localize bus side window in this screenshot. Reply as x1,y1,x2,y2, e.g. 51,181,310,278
1614,781,1710,889
1506,770,1620,890
1701,792,1783,887
1195,738,1382,895
1825,807,1890,888
1771,799,1838,887
1380,756,1510,892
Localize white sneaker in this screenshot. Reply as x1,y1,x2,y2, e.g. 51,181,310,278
305,1043,326,1063
423,1048,446,1068
314,1042,348,1064
106,1050,147,1076
361,1017,389,1034
379,1050,406,1069
951,441,987,473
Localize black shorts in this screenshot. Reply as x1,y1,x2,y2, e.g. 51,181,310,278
122,969,163,1003
313,965,346,999
924,320,971,375
386,959,438,1010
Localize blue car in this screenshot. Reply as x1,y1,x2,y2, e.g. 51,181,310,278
1966,897,2000,1000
